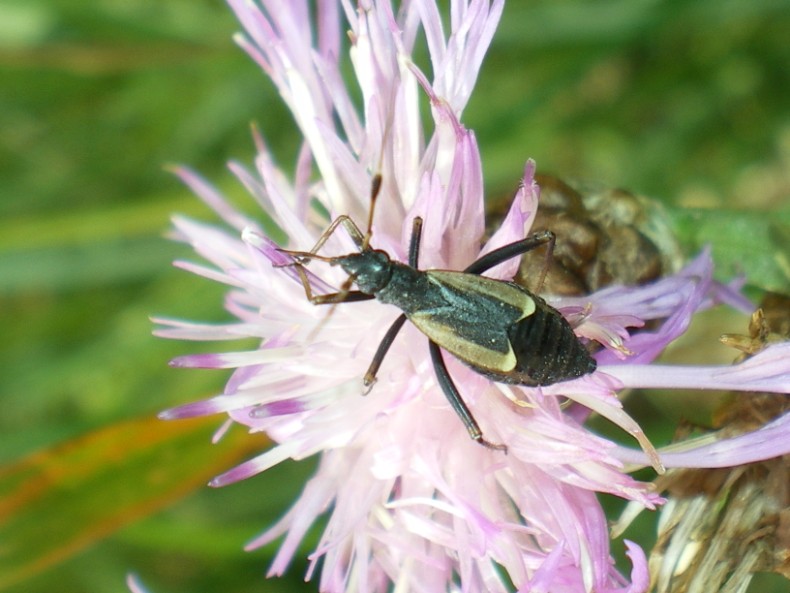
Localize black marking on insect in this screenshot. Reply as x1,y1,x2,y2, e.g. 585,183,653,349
278,175,597,451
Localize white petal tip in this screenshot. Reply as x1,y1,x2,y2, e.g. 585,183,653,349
241,226,262,245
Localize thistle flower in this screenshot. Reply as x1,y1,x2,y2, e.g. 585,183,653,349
155,1,790,591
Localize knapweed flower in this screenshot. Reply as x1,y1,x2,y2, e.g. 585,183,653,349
155,1,790,592
613,307,790,593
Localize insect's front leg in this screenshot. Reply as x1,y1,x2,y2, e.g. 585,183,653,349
307,215,368,257
281,215,367,266
289,263,374,305
277,211,369,266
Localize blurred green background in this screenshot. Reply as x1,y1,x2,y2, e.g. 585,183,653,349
1,0,788,592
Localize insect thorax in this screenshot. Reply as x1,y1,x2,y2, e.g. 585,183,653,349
373,262,443,313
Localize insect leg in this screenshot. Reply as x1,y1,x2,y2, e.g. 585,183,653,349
362,313,407,392
301,173,385,258
429,342,507,452
361,217,423,390
275,215,365,265
289,263,374,304
299,215,367,259
465,230,555,277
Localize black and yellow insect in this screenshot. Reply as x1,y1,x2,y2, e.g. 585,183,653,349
280,175,597,451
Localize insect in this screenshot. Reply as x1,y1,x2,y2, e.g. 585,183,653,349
279,175,597,451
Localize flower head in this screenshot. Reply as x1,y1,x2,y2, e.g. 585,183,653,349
156,1,790,592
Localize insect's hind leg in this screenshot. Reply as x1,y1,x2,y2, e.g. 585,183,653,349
416,216,505,450
429,342,507,452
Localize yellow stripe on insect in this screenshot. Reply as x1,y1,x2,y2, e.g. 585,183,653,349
409,314,519,373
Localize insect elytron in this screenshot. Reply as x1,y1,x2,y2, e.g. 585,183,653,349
279,175,597,451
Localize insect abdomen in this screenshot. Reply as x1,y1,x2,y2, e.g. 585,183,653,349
492,296,596,386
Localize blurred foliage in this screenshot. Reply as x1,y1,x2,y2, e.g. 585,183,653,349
0,0,787,592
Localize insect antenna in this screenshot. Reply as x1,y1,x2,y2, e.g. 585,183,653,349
315,173,381,334
361,173,382,250
302,173,383,340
